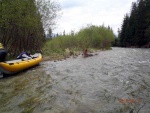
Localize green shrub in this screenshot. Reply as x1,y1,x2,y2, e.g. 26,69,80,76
43,25,115,56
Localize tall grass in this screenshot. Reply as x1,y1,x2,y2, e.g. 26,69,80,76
43,25,115,57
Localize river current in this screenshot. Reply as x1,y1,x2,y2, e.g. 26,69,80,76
0,47,150,113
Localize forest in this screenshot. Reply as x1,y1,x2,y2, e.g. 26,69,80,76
116,0,150,48
0,0,60,57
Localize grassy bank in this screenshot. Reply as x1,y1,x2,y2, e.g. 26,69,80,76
42,25,115,61
42,45,100,61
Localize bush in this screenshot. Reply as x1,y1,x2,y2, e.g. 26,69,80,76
43,25,115,56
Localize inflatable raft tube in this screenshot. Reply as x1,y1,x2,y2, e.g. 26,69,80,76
0,53,42,74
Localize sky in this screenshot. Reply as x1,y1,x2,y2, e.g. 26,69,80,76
53,0,137,35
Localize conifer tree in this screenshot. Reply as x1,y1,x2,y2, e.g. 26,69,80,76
135,0,146,46
119,0,150,47
144,0,150,45
128,2,138,46
119,14,130,47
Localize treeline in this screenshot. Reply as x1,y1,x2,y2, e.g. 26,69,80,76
118,0,150,48
0,0,60,57
43,25,115,55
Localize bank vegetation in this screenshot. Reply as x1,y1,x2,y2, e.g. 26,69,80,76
43,25,115,60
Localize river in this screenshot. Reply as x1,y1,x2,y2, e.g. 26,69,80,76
0,47,150,113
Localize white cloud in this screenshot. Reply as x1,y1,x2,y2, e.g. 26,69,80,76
54,0,137,35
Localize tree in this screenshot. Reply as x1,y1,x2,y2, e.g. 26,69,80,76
77,25,115,49
48,28,52,39
36,0,61,32
135,0,147,46
0,0,60,56
119,0,150,47
144,0,150,45
119,14,130,47
71,30,75,36
128,2,138,46
63,30,65,36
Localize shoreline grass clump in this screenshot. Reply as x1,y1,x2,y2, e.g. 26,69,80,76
43,25,115,60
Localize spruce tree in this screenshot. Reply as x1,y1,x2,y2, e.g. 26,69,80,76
128,2,138,46
120,14,130,47
119,0,150,47
144,0,150,45
135,0,146,46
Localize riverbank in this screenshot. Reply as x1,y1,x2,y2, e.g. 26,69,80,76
42,48,103,61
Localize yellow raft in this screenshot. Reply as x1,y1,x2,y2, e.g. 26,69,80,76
0,53,42,74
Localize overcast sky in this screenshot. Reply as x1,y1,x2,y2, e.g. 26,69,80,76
54,0,137,35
